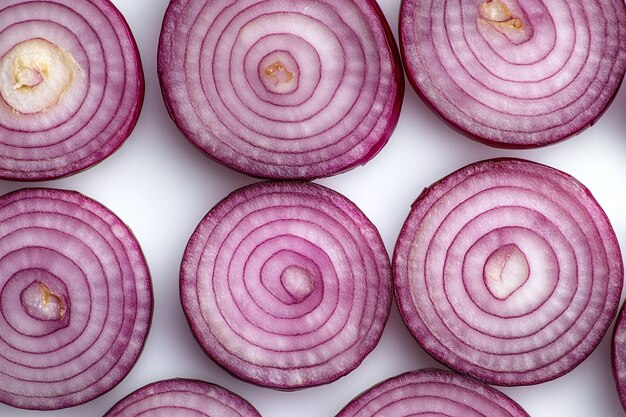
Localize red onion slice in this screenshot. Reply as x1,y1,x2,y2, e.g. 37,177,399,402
103,378,261,417
612,302,626,411
0,0,144,180
400,0,626,147
336,368,529,417
393,158,623,385
0,188,152,410
158,0,403,179
180,181,392,388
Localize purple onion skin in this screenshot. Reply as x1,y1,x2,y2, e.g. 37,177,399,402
0,188,153,410
335,368,530,417
0,0,144,181
612,301,626,412
158,0,404,180
103,378,262,417
399,0,626,148
393,158,623,386
180,181,392,389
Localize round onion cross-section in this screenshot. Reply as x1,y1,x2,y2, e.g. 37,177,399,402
393,158,623,386
180,181,392,389
400,0,626,147
158,0,403,179
0,188,152,410
103,379,262,417
0,0,144,180
336,368,529,417
612,302,626,412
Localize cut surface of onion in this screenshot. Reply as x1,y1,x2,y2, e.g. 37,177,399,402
0,0,144,180
158,0,403,179
393,158,623,385
400,0,626,147
180,181,392,388
613,302,626,411
0,188,152,410
336,368,529,417
103,378,261,417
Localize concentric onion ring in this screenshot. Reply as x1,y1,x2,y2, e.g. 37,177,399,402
104,378,262,417
393,158,623,385
158,0,403,179
0,0,144,180
180,181,392,388
0,188,152,409
336,368,529,417
400,0,626,147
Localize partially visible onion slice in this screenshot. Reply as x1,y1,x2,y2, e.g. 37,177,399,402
180,181,392,388
393,158,623,385
612,302,626,411
103,379,261,417
336,368,529,417
158,0,403,179
0,0,144,180
0,188,152,410
400,0,626,147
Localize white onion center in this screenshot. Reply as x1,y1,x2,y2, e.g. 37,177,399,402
0,38,79,114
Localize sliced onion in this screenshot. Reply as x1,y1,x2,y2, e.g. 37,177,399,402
336,368,529,417
613,302,626,411
393,158,623,385
400,0,626,147
0,0,144,180
103,378,261,417
180,181,391,388
0,188,152,410
158,0,403,179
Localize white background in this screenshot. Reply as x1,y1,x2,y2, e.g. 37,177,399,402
1,0,626,416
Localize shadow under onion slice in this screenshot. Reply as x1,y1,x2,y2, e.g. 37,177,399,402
180,181,392,389
400,0,626,148
0,0,144,181
335,368,529,417
103,378,261,417
393,158,623,386
0,188,152,410
158,0,403,179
